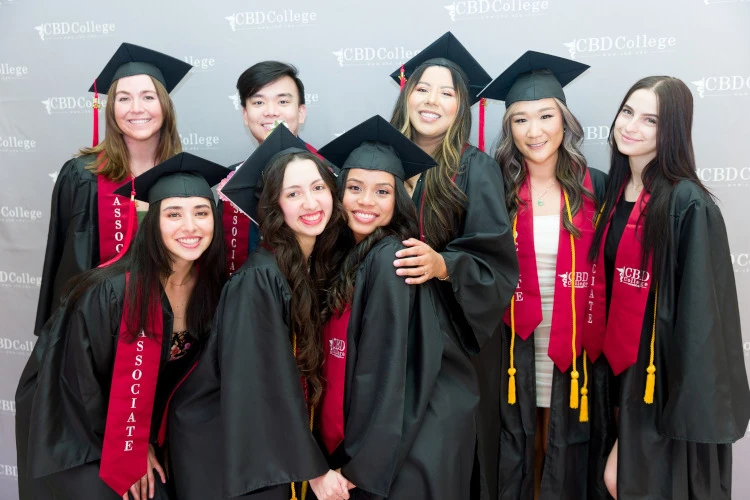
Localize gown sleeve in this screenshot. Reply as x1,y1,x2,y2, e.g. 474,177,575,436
659,192,750,443
217,267,329,497
440,149,519,352
341,240,442,497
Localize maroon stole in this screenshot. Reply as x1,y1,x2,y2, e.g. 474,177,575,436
97,174,138,266
218,142,323,278
318,308,351,455
588,187,653,375
502,170,596,372
99,274,163,496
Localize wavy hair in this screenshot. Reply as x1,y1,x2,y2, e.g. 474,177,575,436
66,198,226,342
257,151,346,406
589,76,711,281
389,59,470,250
79,76,182,182
495,97,596,237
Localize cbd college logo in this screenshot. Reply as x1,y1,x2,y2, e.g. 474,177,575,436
563,34,677,60
329,338,346,359
559,271,589,288
691,76,750,98
41,95,106,115
225,9,317,31
616,267,649,288
34,21,116,41
444,0,549,21
333,47,420,68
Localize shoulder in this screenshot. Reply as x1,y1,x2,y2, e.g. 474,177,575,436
58,155,98,184
361,236,402,271
670,180,716,217
587,167,608,200
227,248,290,294
460,145,499,170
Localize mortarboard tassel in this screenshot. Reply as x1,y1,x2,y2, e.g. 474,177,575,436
508,214,518,405
399,64,406,91
478,98,487,152
564,191,579,409
579,351,589,422
92,80,102,147
644,286,658,404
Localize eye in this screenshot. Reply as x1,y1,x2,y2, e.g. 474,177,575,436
166,212,181,218
287,191,299,198
646,117,657,125
541,114,554,120
441,91,455,98
118,96,130,102
415,86,428,93
251,100,264,106
621,108,632,116
144,95,157,101
313,184,327,192
376,189,392,196
279,99,290,105
347,185,361,192
196,210,210,217
513,118,527,124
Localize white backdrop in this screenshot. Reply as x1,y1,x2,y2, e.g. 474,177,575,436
1,1,749,498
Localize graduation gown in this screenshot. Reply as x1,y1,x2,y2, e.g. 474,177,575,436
16,273,191,499
168,246,329,499
410,145,519,500
607,180,750,499
323,236,477,499
35,155,101,334
493,167,610,500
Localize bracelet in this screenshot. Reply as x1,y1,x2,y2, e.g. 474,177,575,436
438,274,450,282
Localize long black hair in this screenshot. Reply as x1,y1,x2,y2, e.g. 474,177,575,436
257,150,346,407
326,170,418,316
589,76,711,280
65,198,226,341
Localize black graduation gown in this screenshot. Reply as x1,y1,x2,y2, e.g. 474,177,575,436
168,247,329,499
606,180,750,499
493,167,610,500
410,145,519,500
15,273,188,500
35,155,102,335
324,237,477,499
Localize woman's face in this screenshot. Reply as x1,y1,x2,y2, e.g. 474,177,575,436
114,74,164,144
613,88,658,165
508,98,564,169
160,196,214,268
342,168,396,244
278,158,333,244
407,65,459,147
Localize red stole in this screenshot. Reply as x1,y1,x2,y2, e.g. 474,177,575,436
588,187,653,375
319,308,351,455
97,174,138,266
502,170,597,372
99,275,163,496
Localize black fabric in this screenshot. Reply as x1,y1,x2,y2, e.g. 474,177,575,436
325,237,476,499
493,168,611,500
604,180,750,499
604,197,635,311
35,155,101,335
167,247,329,499
16,274,193,499
410,145,518,500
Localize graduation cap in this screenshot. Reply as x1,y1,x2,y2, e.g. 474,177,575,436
113,152,230,204
317,115,436,181
389,32,491,106
477,50,589,107
219,124,313,222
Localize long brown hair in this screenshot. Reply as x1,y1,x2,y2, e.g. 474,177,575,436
495,97,596,237
389,60,470,250
589,76,710,281
257,151,345,406
78,76,182,182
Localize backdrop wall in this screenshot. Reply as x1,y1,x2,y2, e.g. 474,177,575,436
1,1,748,498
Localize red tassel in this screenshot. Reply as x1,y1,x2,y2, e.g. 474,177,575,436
92,79,101,147
399,64,406,91
478,98,487,152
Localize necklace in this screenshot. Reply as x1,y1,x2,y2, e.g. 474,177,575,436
630,179,644,193
531,179,556,206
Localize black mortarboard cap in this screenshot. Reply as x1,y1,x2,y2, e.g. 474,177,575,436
114,153,230,204
318,115,436,181
389,32,491,105
477,50,589,107
220,125,312,222
89,42,193,94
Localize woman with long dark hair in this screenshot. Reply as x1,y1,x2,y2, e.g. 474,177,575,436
477,52,608,499
16,154,228,499
316,115,479,499
388,32,518,499
35,43,191,334
175,125,351,500
587,76,750,499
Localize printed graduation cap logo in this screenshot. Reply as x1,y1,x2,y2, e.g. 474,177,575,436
477,50,589,108
317,115,436,182
88,43,193,146
220,125,313,224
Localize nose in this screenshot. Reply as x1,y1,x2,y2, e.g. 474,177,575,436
623,115,638,133
425,89,439,106
302,190,319,210
131,96,143,113
358,189,375,206
526,119,542,138
182,213,197,232
264,101,279,116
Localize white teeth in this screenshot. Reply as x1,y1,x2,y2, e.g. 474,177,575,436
179,237,199,244
420,111,440,120
129,119,150,124
354,211,376,220
301,213,320,221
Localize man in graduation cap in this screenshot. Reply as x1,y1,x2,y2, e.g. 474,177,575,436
35,42,192,335
388,32,519,500
478,51,611,500
220,61,322,276
16,153,228,500
313,115,481,499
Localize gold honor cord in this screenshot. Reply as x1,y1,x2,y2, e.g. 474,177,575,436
508,215,519,405
290,333,315,500
564,191,580,411
644,285,658,404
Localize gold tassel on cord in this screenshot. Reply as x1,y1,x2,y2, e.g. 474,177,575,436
508,215,518,405
643,285,658,404
579,351,589,422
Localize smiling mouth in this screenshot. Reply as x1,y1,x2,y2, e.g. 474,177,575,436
352,210,378,223
129,118,151,125
300,211,324,225
177,237,201,248
419,111,441,121
527,141,547,149
620,133,640,142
